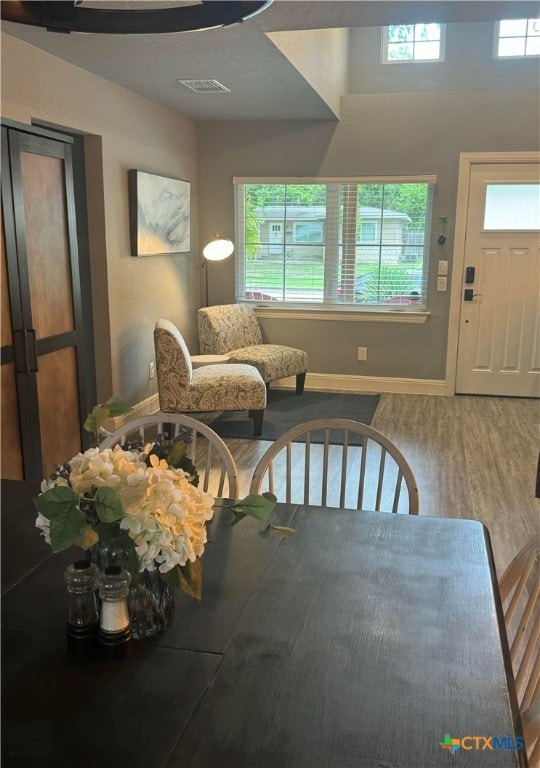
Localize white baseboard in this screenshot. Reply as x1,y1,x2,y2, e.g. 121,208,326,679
103,393,160,432
114,375,446,432
273,372,447,396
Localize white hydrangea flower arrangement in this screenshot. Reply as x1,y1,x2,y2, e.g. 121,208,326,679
34,406,287,602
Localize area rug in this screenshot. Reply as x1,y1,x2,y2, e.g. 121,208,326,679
207,390,380,444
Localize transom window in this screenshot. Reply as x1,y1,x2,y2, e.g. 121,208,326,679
382,23,445,62
484,184,540,230
234,181,434,308
495,18,540,57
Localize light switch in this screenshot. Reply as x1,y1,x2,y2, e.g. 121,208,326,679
437,276,447,292
438,260,448,275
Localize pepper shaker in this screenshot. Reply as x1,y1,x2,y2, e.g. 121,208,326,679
64,559,100,660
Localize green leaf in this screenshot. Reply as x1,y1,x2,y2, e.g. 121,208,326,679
83,404,110,441
160,565,183,588
258,524,272,539
161,560,202,600
48,506,85,553
83,397,132,441
165,440,200,486
92,520,122,543
74,524,99,550
229,493,277,522
230,509,247,527
270,525,296,537
94,487,124,523
33,486,81,520
178,456,199,487
178,559,202,602
165,440,187,467
102,396,132,417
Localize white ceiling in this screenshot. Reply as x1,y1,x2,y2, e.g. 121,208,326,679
2,1,539,121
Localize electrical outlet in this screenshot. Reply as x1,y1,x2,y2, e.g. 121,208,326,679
149,361,155,379
437,276,447,292
357,347,368,361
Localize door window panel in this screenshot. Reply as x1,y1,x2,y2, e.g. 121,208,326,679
484,184,540,230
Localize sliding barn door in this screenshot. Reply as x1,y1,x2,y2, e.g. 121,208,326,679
1,123,88,480
1,211,24,479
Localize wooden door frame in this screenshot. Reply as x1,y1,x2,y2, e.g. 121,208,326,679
445,151,540,395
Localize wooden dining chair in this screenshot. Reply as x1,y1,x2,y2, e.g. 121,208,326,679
99,413,239,499
498,538,539,767
249,418,419,514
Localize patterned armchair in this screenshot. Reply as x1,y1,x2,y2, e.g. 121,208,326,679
154,319,267,435
198,304,308,395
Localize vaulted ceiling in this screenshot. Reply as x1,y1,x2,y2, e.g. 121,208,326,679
2,1,538,121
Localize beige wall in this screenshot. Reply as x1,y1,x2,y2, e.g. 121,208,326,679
349,22,540,95
198,89,539,382
3,23,539,396
1,32,200,408
267,27,349,118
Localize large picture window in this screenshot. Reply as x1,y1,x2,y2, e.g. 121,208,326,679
235,180,434,308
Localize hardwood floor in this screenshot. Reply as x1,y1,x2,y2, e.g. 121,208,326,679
222,392,539,576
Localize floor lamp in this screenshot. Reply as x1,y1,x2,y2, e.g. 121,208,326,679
201,234,234,307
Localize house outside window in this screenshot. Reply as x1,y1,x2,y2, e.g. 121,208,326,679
382,23,445,62
359,220,378,243
495,18,540,57
234,181,434,308
293,221,324,244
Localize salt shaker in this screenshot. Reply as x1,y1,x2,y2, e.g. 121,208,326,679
96,566,132,660
64,559,100,660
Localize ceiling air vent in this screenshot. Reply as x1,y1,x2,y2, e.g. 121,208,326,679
177,79,230,93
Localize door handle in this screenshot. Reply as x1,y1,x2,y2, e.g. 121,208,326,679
26,329,39,372
13,329,29,374
464,290,482,302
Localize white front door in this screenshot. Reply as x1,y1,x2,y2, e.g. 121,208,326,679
455,163,540,397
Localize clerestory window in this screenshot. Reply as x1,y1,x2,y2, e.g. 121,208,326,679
382,23,445,62
495,18,540,58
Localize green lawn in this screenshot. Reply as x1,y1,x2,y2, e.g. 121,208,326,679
246,260,423,295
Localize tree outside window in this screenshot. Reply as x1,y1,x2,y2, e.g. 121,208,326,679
384,23,445,62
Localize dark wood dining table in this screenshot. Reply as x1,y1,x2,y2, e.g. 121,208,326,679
2,479,525,768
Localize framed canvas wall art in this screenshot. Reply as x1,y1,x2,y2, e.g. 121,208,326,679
129,170,191,256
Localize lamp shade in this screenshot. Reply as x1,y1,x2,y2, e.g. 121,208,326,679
202,235,234,262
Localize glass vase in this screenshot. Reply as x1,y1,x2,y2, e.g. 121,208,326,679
128,568,175,640
87,541,174,640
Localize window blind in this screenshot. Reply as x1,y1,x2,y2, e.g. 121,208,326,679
234,180,434,308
